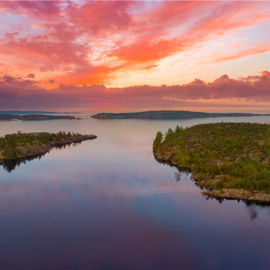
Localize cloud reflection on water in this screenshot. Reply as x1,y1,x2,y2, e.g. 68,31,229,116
0,117,270,269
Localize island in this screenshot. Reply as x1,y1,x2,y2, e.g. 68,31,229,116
0,114,78,121
0,131,97,164
153,122,270,203
91,110,269,120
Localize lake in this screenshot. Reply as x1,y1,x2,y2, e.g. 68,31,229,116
0,116,270,270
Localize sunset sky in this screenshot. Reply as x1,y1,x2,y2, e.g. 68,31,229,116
0,0,270,112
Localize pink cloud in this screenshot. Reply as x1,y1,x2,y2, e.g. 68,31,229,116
0,1,270,87
212,43,270,62
0,1,61,19
0,71,270,111
66,1,135,36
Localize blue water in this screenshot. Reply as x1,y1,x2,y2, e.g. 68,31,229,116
0,116,270,270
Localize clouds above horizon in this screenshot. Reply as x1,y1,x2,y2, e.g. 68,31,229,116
1,71,270,112
0,1,270,111
0,1,270,89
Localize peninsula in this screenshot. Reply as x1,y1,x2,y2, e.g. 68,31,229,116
0,114,78,121
0,132,97,162
91,110,269,120
153,122,270,203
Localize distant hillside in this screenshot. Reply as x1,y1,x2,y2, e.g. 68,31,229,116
0,114,77,121
91,110,269,120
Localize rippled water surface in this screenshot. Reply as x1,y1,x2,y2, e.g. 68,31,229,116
1,116,270,270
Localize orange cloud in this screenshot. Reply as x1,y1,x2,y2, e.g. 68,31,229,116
212,43,270,62
0,1,270,87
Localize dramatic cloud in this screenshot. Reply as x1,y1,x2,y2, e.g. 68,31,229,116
0,71,270,111
0,1,270,88
0,1,270,110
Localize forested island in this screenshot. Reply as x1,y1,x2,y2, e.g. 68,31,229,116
153,122,270,203
92,110,269,120
0,132,97,163
0,114,77,121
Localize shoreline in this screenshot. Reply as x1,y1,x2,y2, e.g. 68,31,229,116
0,134,97,165
154,149,270,205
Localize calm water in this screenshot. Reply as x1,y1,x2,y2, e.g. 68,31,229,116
1,116,270,270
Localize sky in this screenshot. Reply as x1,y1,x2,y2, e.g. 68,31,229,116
0,0,270,112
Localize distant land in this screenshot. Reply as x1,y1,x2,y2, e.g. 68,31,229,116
0,114,78,121
92,110,270,120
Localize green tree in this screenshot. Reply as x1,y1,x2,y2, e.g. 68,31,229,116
153,131,163,151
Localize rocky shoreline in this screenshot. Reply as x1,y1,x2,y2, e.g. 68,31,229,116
203,189,270,204
154,147,270,205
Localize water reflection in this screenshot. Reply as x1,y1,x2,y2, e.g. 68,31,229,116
156,155,270,207
174,171,191,182
0,141,85,172
248,207,258,220
175,171,181,181
1,154,45,172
